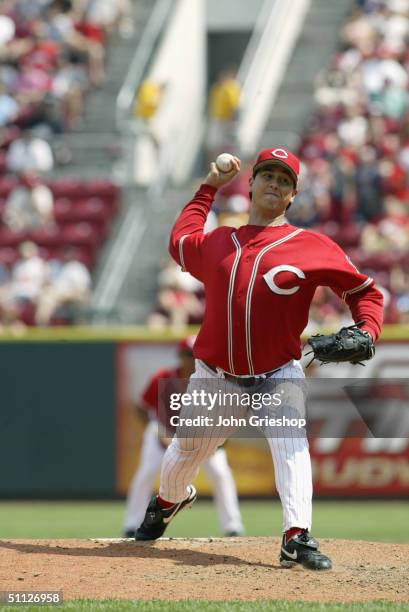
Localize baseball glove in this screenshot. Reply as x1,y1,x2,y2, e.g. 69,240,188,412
305,321,375,367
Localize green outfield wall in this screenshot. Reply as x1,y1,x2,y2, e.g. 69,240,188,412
0,326,408,499
0,341,116,498
0,327,194,498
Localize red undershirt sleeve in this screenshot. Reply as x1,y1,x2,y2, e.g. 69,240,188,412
168,184,217,281
319,239,384,341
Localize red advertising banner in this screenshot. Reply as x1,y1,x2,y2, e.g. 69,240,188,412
308,339,409,497
310,438,409,497
116,337,409,498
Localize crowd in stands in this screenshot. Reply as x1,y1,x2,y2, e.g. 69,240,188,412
290,0,409,327
0,0,132,135
2,0,406,330
0,0,129,327
0,240,91,329
0,178,120,327
149,0,409,331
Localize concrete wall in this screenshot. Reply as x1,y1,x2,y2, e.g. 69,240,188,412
145,0,207,183
206,0,264,30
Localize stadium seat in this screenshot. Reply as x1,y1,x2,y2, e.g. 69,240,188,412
60,222,100,262
0,177,18,197
0,247,19,267
28,226,62,248
0,228,29,247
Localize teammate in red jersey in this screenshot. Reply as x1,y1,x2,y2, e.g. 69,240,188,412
135,147,383,570
123,336,244,537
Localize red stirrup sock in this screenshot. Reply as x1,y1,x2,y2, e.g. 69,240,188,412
156,495,175,509
285,527,304,544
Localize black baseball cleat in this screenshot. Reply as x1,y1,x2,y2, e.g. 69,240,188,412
135,485,197,541
123,529,136,538
279,529,332,570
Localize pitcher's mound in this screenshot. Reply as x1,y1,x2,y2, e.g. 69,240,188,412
0,537,408,602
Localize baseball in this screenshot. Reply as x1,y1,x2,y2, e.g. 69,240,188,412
216,153,234,173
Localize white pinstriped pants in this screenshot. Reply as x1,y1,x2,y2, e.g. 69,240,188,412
124,420,244,534
159,359,312,532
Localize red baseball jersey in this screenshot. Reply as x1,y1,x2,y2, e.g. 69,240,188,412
169,184,384,376
141,367,185,433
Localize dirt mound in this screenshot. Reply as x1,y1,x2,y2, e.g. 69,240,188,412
1,537,408,602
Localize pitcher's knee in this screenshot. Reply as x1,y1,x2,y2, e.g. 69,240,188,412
170,437,213,457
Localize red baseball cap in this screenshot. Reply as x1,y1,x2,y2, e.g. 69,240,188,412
178,335,196,354
252,148,300,184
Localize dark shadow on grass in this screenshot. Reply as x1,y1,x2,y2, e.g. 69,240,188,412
0,540,277,569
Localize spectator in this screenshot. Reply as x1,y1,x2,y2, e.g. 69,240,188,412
378,196,409,249
0,14,16,48
390,264,409,322
82,0,134,38
148,261,204,331
378,2,409,53
0,81,19,126
134,80,167,123
378,77,409,120
10,241,47,324
361,223,390,253
14,59,52,97
3,172,55,231
399,135,409,173
206,68,241,163
6,130,53,174
36,0,106,87
35,247,91,325
355,146,383,221
337,103,369,147
133,79,167,183
314,63,360,108
52,54,88,129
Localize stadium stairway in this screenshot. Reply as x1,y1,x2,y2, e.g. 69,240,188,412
259,0,355,150
93,183,195,323
46,0,163,320
53,0,154,179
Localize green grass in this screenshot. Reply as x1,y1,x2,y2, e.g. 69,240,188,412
0,500,408,542
1,600,409,611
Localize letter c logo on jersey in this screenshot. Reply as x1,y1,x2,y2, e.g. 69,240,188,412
271,148,289,159
263,265,306,295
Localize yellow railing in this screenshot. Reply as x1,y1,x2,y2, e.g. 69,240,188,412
0,325,407,342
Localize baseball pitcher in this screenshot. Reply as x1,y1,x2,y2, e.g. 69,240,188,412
135,148,384,570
